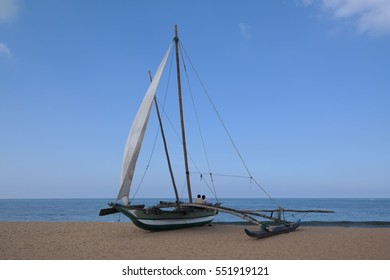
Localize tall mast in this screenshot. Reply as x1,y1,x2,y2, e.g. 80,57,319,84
174,24,193,203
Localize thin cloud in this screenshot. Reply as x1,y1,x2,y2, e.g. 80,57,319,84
0,0,20,23
0,42,12,58
300,0,314,6
239,23,253,40
0,0,21,60
302,0,390,35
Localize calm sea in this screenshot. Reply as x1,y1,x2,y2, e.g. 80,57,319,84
0,198,389,227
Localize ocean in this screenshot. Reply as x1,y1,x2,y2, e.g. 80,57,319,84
1,198,389,227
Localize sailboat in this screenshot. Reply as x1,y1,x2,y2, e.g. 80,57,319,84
100,25,333,235
99,25,218,231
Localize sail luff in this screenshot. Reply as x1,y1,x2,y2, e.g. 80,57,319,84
117,43,173,203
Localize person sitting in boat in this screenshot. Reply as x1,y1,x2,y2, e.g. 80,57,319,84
202,195,212,206
194,194,203,204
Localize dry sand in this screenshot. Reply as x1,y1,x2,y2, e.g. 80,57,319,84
1,222,389,260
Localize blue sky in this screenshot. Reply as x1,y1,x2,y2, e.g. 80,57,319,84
0,0,389,199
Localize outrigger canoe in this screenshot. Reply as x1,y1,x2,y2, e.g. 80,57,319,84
245,220,301,239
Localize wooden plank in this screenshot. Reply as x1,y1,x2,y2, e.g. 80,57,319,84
99,207,119,216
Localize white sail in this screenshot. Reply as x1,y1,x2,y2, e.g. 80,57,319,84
117,43,173,203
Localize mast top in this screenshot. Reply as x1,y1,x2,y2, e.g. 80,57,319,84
174,24,179,42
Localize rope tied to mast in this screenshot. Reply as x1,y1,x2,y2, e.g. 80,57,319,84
178,40,282,209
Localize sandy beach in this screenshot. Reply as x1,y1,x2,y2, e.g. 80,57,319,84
0,222,389,260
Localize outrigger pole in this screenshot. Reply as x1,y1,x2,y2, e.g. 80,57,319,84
186,203,334,226
187,203,262,226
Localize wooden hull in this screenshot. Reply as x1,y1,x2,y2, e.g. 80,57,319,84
114,204,218,231
245,221,300,239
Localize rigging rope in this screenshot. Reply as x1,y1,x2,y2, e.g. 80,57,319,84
179,42,218,201
179,40,282,209
190,171,250,180
155,96,218,200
